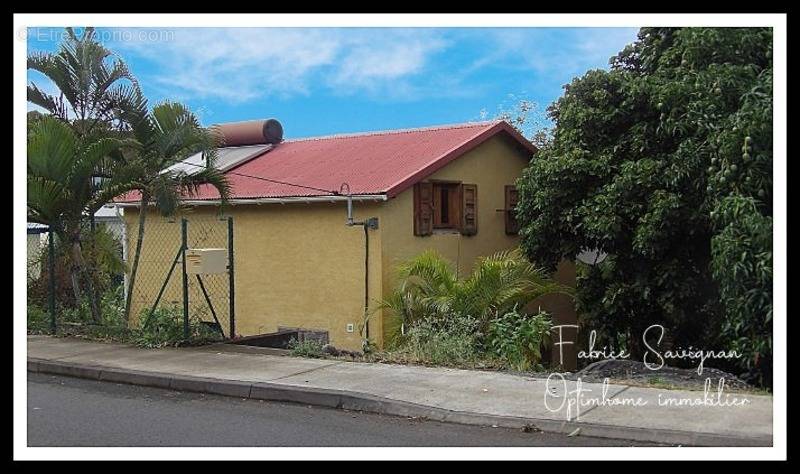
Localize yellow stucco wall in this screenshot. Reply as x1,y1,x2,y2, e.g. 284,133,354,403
123,208,229,329
123,133,577,353
124,202,383,351
377,134,558,343
227,201,384,350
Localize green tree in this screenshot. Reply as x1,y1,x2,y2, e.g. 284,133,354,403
27,27,140,141
27,116,138,321
119,101,231,324
28,27,143,320
515,28,772,382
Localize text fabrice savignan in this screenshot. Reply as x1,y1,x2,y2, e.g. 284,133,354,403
553,324,742,375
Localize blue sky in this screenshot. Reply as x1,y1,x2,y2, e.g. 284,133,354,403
27,27,638,139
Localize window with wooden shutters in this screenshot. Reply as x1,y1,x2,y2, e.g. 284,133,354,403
413,182,434,236
461,184,478,236
505,185,520,235
414,182,477,236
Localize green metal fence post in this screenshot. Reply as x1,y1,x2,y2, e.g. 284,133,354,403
48,231,56,334
227,216,235,339
181,218,189,340
146,247,183,322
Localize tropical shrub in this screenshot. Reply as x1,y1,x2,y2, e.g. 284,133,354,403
378,249,567,370
27,115,137,322
393,315,481,367
27,27,143,323
27,225,125,313
380,248,570,337
488,306,553,372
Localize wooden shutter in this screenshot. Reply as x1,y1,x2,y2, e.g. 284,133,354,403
505,185,520,235
461,184,478,236
413,182,434,236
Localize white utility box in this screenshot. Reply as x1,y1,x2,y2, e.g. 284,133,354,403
185,248,228,274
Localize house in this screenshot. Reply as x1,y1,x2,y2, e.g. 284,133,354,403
115,119,577,356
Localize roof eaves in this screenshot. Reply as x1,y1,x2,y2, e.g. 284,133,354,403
383,121,537,198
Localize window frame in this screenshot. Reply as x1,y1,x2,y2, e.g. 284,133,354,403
431,181,462,231
504,184,520,235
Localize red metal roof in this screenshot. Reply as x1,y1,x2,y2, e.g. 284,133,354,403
115,120,535,203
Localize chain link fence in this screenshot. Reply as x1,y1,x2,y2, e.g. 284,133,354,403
27,211,233,340
27,227,75,333
125,213,233,338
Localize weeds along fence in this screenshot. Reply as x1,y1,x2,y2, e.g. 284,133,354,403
27,219,127,331
27,227,62,333
124,212,235,339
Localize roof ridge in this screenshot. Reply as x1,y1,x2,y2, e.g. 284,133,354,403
283,120,502,143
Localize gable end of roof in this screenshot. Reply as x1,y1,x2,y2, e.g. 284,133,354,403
384,121,537,198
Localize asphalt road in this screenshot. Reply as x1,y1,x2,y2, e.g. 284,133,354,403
27,373,661,447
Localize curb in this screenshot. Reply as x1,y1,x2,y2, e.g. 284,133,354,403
28,358,772,447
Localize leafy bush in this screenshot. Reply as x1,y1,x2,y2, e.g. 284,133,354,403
288,338,325,358
393,315,481,367
27,304,50,333
710,195,772,386
98,285,126,327
27,225,126,312
488,306,552,371
27,283,222,348
132,304,221,348
379,248,570,340
377,250,565,370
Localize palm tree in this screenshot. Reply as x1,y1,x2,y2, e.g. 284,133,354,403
28,27,143,319
379,249,573,342
27,27,141,140
120,101,231,324
27,116,139,322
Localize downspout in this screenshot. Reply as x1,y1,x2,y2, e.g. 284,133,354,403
363,224,369,339
341,183,379,349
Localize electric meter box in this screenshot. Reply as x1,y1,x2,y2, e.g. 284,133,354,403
185,248,228,274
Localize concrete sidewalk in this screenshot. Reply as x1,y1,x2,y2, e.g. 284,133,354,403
26,335,772,446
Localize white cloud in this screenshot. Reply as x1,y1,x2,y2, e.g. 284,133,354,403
110,28,447,103
460,27,639,79
28,27,640,107
330,32,446,88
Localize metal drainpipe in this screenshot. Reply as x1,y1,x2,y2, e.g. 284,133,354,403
342,184,377,345
362,223,369,340
349,219,377,342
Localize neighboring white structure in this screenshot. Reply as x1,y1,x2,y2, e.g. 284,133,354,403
26,223,48,280
95,204,126,245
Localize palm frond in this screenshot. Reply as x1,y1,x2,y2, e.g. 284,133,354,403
380,248,573,333
27,116,78,181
